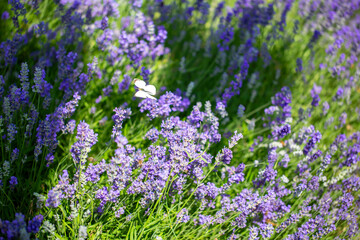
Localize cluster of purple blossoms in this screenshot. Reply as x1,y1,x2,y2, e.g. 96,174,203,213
139,91,190,120
0,213,43,239
95,9,169,68
263,86,292,128
46,97,246,217
35,92,82,164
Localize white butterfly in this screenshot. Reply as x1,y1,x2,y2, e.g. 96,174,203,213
133,78,156,100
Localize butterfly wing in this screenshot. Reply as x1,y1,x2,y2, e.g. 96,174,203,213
134,78,146,89
143,84,156,96
134,90,156,100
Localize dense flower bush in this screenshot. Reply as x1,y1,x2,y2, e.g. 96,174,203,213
0,0,359,239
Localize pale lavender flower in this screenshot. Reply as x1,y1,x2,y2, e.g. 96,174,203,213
78,225,87,240
237,104,245,117
229,131,243,148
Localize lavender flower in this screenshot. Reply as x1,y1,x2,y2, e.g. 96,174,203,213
339,112,347,128
112,106,131,140
228,163,245,184
11,148,19,162
101,17,108,30
228,131,243,148
62,120,76,134
1,11,9,20
20,62,29,93
303,131,321,156
140,67,151,82
26,214,44,233
296,58,303,72
9,176,18,189
237,104,245,117
176,208,190,223
115,207,125,218
118,74,132,92
33,67,53,98
216,101,228,118
45,190,61,208
70,121,98,164
249,226,259,240
272,124,291,140
78,225,87,240
322,101,329,115
0,213,28,239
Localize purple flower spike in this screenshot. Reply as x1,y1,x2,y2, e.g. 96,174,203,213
9,176,18,189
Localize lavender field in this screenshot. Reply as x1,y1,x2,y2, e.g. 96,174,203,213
0,0,360,239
